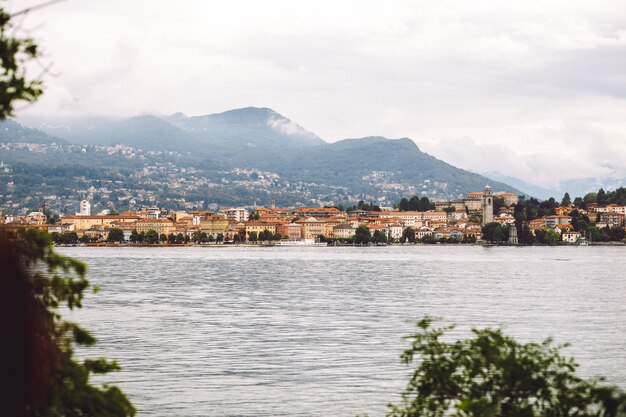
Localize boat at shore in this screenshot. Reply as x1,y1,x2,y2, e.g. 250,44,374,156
275,239,328,246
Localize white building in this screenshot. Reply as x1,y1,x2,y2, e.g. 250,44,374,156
79,200,91,216
222,207,249,223
562,231,581,243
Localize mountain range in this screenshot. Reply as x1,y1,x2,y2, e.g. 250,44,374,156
2,107,524,212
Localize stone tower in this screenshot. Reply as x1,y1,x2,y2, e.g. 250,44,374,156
482,185,493,225
270,198,276,209
508,225,519,244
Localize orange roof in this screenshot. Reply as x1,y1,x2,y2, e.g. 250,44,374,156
293,207,341,213
136,219,174,224
62,215,140,220
245,221,278,226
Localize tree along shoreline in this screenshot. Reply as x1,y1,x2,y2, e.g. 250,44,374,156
52,241,625,248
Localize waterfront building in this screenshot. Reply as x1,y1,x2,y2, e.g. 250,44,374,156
61,215,140,232
333,223,356,239
277,223,302,240
415,226,434,239
135,219,175,235
387,223,403,241
297,217,326,239
245,222,277,238
562,231,581,243
199,215,229,238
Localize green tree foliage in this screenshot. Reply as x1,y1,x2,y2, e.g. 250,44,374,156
562,192,572,206
51,231,79,245
144,229,158,244
372,229,388,244
386,317,626,417
0,7,43,119
0,229,134,416
247,231,258,243
353,226,371,244
481,222,504,243
399,198,409,211
606,226,626,242
398,196,435,212
401,227,416,243
583,192,597,209
353,200,381,212
573,196,584,208
588,226,606,242
129,230,140,243
461,234,477,244
419,197,435,211
492,197,506,215
534,228,560,245
107,228,124,243
597,188,607,205
408,196,420,211
570,210,592,233
420,234,438,244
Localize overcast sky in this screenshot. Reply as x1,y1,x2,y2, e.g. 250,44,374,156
11,0,626,190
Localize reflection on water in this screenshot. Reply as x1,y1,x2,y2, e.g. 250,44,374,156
59,246,626,417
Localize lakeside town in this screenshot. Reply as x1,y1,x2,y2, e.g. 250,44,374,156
2,186,625,246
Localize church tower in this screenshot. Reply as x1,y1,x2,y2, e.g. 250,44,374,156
482,185,493,225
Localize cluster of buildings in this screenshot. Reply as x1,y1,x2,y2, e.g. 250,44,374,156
525,203,626,243
2,187,624,244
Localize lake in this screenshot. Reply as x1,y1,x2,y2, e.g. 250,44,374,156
58,245,626,417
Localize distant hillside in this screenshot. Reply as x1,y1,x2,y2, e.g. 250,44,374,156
0,120,67,144
13,109,523,201
284,136,520,197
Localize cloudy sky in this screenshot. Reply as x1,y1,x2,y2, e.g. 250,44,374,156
12,0,626,191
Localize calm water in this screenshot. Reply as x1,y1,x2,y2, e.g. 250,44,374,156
58,246,626,417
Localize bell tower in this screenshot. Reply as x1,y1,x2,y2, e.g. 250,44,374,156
482,185,493,225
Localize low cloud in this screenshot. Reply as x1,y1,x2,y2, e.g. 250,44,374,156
12,0,626,189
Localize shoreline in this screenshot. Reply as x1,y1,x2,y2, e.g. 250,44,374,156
54,242,626,248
